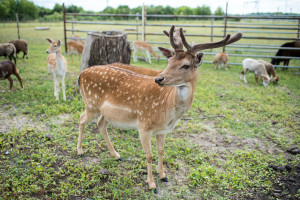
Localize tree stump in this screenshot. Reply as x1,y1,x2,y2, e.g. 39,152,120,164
80,30,131,72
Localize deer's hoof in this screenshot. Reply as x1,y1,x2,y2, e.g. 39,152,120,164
117,158,122,161
152,188,158,194
78,154,84,158
161,177,168,182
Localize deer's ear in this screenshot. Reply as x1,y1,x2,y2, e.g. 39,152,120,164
158,47,174,59
194,52,204,67
57,40,61,46
46,38,54,43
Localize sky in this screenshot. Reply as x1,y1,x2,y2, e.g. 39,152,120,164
32,0,300,14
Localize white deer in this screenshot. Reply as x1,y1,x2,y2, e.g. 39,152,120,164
77,26,242,193
46,39,67,101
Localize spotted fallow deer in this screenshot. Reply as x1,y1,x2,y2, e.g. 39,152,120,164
67,40,84,64
77,25,242,193
46,38,67,101
132,41,160,64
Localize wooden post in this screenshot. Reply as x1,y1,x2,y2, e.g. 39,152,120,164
16,13,20,39
72,15,74,36
136,12,139,41
297,19,300,39
211,17,214,42
222,2,228,53
63,3,67,53
142,4,146,42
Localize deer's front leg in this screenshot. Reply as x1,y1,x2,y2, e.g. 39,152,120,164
139,130,156,191
62,75,66,101
156,134,168,182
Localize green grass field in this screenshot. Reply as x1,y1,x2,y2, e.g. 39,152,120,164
0,21,299,199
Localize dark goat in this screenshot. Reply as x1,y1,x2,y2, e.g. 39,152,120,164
0,60,23,90
9,39,29,59
271,41,300,70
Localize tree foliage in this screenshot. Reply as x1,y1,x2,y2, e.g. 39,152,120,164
0,2,226,21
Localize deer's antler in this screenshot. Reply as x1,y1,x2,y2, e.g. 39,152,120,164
164,25,242,54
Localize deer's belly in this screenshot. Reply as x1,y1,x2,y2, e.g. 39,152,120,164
101,101,137,130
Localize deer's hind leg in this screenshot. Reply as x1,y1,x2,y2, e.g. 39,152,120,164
77,110,100,156
97,115,121,160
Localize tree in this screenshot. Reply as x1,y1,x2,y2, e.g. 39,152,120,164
102,6,115,14
53,3,62,13
214,7,224,16
175,6,193,15
193,5,211,15
66,5,83,13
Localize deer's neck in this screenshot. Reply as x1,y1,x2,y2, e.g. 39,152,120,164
55,50,64,70
172,76,198,119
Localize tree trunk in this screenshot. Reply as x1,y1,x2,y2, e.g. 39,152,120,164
81,30,131,72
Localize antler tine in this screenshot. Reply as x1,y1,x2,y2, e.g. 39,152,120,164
190,34,231,54
190,32,243,54
179,28,191,52
163,30,169,37
225,32,243,46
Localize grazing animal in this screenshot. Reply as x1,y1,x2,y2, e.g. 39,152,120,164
46,38,67,101
0,43,16,64
132,41,160,64
271,40,300,70
72,35,85,45
77,25,242,193
241,58,271,87
0,60,23,90
257,59,279,84
8,39,29,59
67,40,84,64
213,52,229,70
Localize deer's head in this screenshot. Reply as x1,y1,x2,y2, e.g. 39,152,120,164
46,38,62,54
155,25,242,87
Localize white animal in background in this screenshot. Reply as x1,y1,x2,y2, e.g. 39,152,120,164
257,59,279,84
77,25,242,193
46,38,67,101
241,58,271,86
213,52,229,70
132,41,160,64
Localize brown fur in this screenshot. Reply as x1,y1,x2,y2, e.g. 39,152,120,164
257,59,279,84
213,52,229,70
67,40,84,64
8,39,29,59
0,60,23,90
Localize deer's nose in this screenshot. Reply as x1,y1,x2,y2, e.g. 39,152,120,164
46,50,49,54
155,77,164,84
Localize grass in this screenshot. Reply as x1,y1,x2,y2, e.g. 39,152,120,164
0,21,299,199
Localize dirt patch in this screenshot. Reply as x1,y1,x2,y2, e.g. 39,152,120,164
175,119,285,156
0,105,71,134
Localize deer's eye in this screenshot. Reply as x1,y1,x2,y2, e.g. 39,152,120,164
181,64,190,70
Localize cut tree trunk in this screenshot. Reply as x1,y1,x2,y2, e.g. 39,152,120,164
81,30,131,72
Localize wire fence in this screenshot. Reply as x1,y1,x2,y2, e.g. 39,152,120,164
63,5,300,69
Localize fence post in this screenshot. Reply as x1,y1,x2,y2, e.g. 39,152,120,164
211,17,214,42
63,3,67,54
16,13,20,39
297,19,300,39
72,15,74,36
142,4,146,42
136,12,139,41
222,2,228,53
